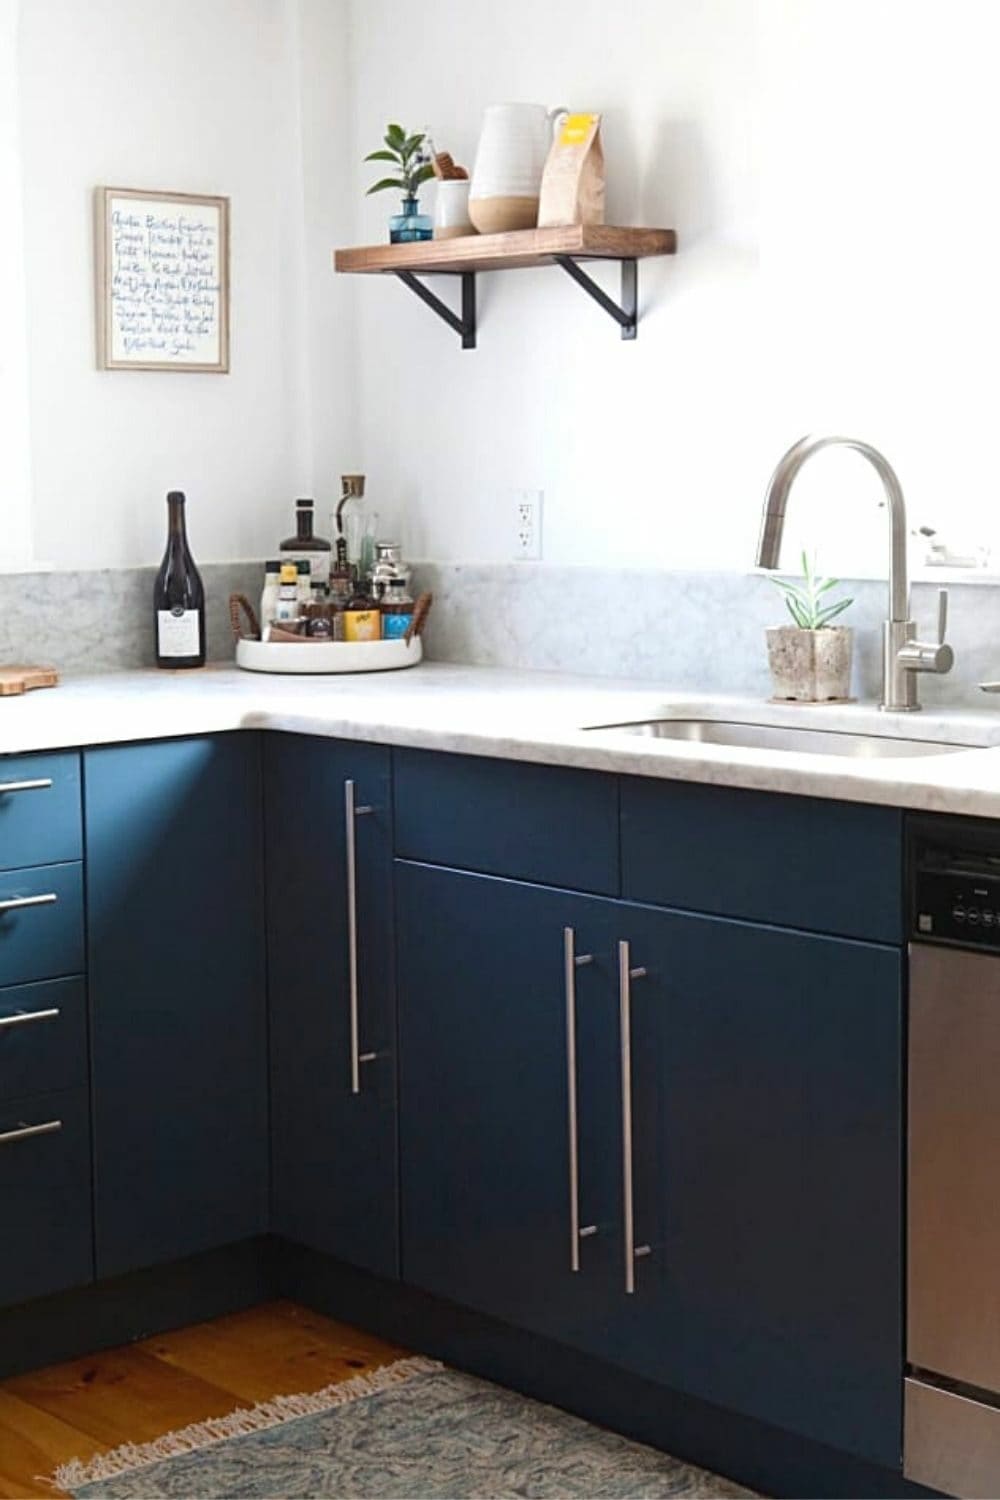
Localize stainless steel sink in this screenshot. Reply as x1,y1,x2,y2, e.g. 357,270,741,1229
583,719,972,759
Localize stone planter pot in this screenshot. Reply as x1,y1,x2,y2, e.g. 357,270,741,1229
765,626,853,702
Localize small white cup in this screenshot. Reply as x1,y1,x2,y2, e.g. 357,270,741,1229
434,180,474,240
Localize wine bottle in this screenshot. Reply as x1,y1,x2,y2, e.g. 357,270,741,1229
154,490,206,669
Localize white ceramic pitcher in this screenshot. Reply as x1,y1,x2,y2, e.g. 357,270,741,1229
469,102,567,234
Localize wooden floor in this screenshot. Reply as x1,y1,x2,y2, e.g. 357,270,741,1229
0,1300,408,1499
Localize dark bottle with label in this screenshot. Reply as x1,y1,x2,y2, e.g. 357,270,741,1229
280,498,331,586
154,490,206,669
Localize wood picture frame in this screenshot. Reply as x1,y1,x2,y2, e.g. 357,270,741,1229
95,186,230,372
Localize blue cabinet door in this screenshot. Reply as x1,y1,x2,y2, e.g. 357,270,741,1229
604,902,903,1470
85,735,268,1278
396,861,622,1351
397,861,902,1469
264,734,398,1278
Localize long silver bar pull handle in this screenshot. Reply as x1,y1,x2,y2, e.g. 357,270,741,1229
0,1007,60,1030
619,940,648,1294
565,927,596,1272
0,893,57,915
0,778,53,795
0,1118,62,1146
345,780,375,1095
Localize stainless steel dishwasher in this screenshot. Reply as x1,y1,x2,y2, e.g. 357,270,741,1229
907,819,1000,1497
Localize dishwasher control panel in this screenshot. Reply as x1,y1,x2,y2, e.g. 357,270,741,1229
911,820,1000,949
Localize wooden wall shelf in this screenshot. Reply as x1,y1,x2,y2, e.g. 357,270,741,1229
333,225,677,349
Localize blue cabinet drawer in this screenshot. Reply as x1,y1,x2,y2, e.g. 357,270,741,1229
621,779,903,943
0,1087,93,1309
0,753,81,872
0,863,84,988
394,749,619,895
0,977,87,1104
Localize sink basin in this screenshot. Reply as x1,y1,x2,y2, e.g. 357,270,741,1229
583,719,972,759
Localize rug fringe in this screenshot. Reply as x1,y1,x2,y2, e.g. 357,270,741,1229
49,1354,442,1493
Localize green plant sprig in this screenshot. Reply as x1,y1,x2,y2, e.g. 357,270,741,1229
364,122,435,197
770,551,854,630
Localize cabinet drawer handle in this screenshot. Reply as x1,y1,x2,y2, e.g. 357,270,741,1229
345,780,375,1096
0,1118,62,1146
619,940,650,1295
564,927,597,1273
0,778,53,795
0,893,57,915
0,1006,60,1030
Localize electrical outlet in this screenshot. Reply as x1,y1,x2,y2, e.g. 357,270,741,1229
511,489,543,561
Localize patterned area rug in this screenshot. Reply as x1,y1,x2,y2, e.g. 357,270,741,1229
55,1356,755,1499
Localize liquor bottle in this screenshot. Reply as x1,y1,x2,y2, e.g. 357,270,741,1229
280,498,331,586
153,491,206,669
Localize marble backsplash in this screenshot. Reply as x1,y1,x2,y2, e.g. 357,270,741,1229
0,562,262,674
3,558,1000,712
414,562,1000,712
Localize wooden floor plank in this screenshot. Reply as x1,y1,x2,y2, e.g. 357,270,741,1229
3,1345,252,1448
137,1301,406,1404
0,1301,406,1500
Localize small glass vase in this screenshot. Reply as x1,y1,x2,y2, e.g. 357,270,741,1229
389,195,433,244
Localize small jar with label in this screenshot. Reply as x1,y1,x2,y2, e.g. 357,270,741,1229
274,562,301,625
303,601,334,638
343,584,381,643
296,560,312,606
380,579,414,639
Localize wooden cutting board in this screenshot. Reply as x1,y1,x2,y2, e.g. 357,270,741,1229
0,665,59,697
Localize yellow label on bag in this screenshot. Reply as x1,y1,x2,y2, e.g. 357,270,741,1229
559,112,599,147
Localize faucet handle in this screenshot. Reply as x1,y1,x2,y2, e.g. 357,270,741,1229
937,588,949,645
898,588,954,676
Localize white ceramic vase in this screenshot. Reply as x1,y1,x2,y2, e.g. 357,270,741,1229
469,102,567,235
434,180,473,240
766,626,853,702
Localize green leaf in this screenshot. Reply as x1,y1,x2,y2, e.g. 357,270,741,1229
402,132,425,155
386,122,406,144
365,149,401,164
410,162,436,189
366,177,407,195
815,597,853,626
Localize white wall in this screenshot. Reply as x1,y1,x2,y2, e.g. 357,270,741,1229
9,0,1000,578
345,0,1000,580
14,0,346,569
0,0,34,567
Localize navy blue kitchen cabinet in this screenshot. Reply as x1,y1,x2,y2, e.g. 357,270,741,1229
603,901,903,1469
264,734,398,1278
85,736,268,1278
397,861,623,1350
0,1088,93,1308
396,860,903,1469
621,777,904,945
394,748,620,895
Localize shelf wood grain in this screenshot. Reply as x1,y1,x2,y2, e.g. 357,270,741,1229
334,225,677,275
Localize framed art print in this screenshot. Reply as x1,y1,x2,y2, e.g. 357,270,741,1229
95,186,230,372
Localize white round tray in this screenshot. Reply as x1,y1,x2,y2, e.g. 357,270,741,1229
236,635,423,675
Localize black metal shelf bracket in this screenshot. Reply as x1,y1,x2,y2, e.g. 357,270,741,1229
554,255,638,340
395,270,477,349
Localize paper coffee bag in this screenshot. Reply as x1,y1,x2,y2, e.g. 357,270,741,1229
538,112,605,227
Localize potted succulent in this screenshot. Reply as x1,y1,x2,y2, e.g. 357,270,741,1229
766,552,855,702
365,123,436,243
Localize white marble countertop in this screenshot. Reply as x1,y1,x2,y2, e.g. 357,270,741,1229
4,661,1000,816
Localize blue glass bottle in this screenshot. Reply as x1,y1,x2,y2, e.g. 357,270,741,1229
389,195,432,244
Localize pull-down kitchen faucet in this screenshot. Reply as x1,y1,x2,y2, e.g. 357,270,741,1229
756,435,954,711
